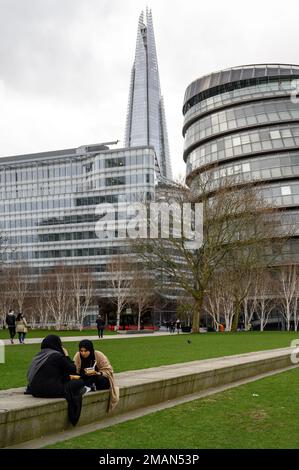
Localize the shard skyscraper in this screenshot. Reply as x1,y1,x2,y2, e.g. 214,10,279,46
124,9,172,180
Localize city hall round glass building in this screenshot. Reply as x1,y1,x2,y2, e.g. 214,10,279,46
183,64,299,262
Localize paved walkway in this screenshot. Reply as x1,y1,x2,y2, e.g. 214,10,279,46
1,331,176,346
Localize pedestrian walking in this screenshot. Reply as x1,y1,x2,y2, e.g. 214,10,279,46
175,318,181,334
16,312,28,344
6,309,16,344
96,314,105,339
169,320,175,333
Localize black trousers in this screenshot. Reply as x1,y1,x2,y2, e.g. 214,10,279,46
83,374,110,390
97,328,104,338
8,327,16,339
64,379,86,426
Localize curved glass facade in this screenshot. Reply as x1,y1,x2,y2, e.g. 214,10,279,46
183,64,299,264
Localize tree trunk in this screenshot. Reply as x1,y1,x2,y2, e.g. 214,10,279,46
231,302,241,331
116,308,121,330
192,297,203,333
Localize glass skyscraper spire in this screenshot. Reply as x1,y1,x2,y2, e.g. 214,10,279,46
124,9,172,180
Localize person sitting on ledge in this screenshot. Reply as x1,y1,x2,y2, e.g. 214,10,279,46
73,339,119,412
25,335,90,425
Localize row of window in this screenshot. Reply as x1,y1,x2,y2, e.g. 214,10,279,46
186,125,299,171
75,191,153,207
2,213,100,230
7,222,149,245
185,99,299,148
8,231,99,244
1,204,153,229
32,246,128,259
0,191,154,215
183,74,299,114
188,152,299,181
183,79,296,127
0,171,154,199
1,152,154,186
192,175,299,203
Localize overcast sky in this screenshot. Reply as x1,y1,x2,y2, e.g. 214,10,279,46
1,0,299,177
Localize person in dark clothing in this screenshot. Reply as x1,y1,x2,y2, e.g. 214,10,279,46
96,315,105,339
75,339,111,392
26,335,90,426
175,318,181,334
5,310,16,344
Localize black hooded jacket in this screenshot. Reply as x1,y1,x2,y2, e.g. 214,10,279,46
29,335,77,397
27,335,85,426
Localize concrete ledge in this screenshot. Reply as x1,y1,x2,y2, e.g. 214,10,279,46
0,347,297,448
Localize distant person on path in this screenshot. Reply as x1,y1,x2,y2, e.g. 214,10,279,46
170,320,175,333
6,309,16,344
175,318,181,334
74,339,119,412
25,335,90,426
15,313,28,344
96,314,105,338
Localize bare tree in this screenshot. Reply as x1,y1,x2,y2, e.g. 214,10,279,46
43,266,72,330
107,256,133,330
0,234,16,324
70,266,95,329
0,266,15,325
254,270,276,331
10,263,31,312
176,294,196,328
204,279,223,331
277,264,298,331
29,275,52,328
130,266,155,330
134,176,287,333
242,276,259,331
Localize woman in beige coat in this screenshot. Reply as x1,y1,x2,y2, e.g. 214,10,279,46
16,313,28,344
73,339,119,412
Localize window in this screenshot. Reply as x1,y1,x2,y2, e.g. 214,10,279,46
281,186,291,196
242,163,250,172
270,130,281,139
232,136,241,146
105,176,126,186
105,157,125,168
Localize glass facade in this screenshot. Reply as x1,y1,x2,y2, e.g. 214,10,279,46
183,64,299,263
124,9,172,180
0,144,156,291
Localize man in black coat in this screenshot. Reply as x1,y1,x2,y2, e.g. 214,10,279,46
96,314,105,338
6,310,16,344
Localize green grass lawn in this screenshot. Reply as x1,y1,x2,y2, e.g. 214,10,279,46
1,331,299,391
46,366,299,449
0,329,116,340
